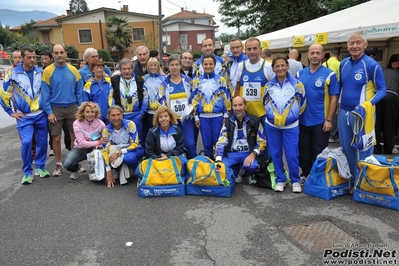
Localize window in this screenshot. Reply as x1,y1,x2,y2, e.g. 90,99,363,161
197,33,206,44
78,29,93,44
162,35,171,46
133,28,145,41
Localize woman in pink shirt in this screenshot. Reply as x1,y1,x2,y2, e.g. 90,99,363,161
63,102,108,180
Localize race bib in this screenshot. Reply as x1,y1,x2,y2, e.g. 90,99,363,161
243,82,261,101
231,139,250,152
170,98,188,117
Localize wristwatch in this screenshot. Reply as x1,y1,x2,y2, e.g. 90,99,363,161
252,151,258,157
116,150,121,156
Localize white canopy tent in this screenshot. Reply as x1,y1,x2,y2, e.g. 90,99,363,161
255,0,399,50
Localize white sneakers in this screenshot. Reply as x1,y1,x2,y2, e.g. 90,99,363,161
70,172,79,180
292,182,302,193
274,182,286,192
274,182,302,193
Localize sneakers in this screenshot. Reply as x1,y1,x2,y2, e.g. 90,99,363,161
70,172,79,180
274,182,285,192
35,168,50,178
248,175,256,185
53,164,63,177
329,138,339,143
21,174,33,184
235,175,243,183
49,150,54,156
78,165,86,173
235,167,245,184
292,182,302,193
299,175,308,185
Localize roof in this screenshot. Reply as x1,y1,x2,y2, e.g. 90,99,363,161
255,0,399,49
56,7,157,22
164,10,214,20
162,20,218,29
33,15,66,27
9,26,21,31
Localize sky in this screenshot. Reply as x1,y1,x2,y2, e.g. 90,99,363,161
2,0,237,35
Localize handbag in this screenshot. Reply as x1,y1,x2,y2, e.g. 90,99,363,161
304,157,350,200
86,148,105,181
353,155,399,210
135,156,186,197
253,159,290,189
186,155,235,197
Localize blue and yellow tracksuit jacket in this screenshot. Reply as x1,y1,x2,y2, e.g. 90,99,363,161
102,119,140,167
143,72,165,113
83,77,114,121
41,63,83,114
191,72,231,120
263,74,306,128
1,63,44,115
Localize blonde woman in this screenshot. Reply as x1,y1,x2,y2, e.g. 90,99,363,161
63,102,107,180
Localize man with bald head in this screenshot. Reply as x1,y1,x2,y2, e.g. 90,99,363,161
296,44,339,181
42,44,83,176
215,96,266,184
287,49,303,77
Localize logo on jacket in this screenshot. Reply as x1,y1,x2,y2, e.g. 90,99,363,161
315,78,323,87
354,73,362,80
243,75,249,82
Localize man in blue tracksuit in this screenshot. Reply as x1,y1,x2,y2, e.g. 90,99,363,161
42,44,83,177
193,38,231,93
215,96,266,184
228,38,248,92
339,32,386,183
297,44,339,179
79,48,112,83
110,58,148,145
0,46,50,184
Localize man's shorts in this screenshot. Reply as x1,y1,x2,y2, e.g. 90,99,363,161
49,104,77,136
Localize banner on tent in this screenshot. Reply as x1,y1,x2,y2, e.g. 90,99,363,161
261,40,270,49
294,32,328,47
316,32,328,44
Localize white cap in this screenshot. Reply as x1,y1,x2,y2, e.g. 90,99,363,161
132,56,138,61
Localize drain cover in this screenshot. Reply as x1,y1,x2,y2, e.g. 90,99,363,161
280,220,359,253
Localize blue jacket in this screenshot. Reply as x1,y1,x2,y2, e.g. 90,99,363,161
1,62,44,115
263,73,306,128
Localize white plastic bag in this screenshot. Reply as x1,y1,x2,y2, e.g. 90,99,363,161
86,149,105,181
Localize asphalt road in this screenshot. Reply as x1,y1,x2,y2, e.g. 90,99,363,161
1,125,398,266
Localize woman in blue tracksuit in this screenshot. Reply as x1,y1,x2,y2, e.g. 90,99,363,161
263,54,306,193
142,57,166,145
83,59,114,123
158,55,196,159
191,54,231,158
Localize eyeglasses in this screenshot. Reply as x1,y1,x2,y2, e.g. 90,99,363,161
182,57,193,60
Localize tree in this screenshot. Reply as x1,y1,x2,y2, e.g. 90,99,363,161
140,32,158,51
322,0,370,13
105,16,132,61
98,49,114,67
214,0,370,36
0,23,20,48
69,0,89,15
218,33,237,43
19,19,39,43
65,44,79,59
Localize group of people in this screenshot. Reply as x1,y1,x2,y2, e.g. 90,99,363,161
1,31,392,194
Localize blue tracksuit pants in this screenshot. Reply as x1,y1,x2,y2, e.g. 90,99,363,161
338,108,373,183
264,123,300,183
178,117,196,159
16,112,48,175
222,152,259,177
199,116,224,158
